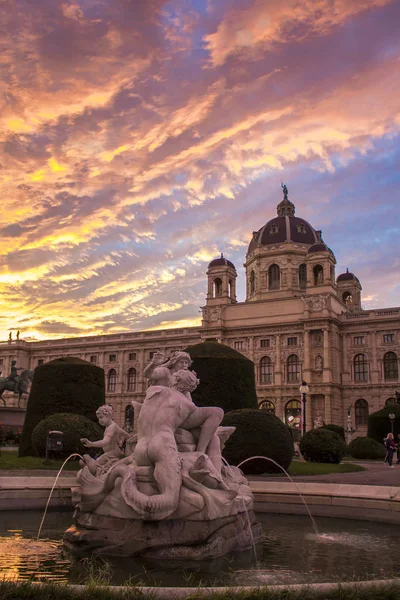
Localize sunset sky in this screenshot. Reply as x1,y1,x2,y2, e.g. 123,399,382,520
1,0,400,341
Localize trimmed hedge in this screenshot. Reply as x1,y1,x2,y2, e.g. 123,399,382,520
221,408,294,474
19,357,105,457
321,424,345,440
32,413,103,459
368,405,400,443
300,428,346,464
348,436,386,460
186,342,258,412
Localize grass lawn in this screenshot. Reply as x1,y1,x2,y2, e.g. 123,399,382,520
0,449,80,471
287,460,366,476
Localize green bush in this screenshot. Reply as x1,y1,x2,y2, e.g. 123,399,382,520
186,342,258,412
321,423,345,440
221,409,294,474
19,357,105,456
300,428,346,464
31,413,103,458
368,405,400,443
347,436,386,460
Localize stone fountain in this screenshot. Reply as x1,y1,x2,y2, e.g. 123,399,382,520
64,352,262,559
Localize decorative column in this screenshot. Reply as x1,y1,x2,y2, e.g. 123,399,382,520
324,394,332,424
323,327,331,383
275,334,282,385
341,334,350,384
303,330,311,383
138,349,146,393
370,331,379,384
248,336,254,363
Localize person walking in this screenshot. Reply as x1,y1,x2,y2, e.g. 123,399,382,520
396,433,400,464
385,433,397,468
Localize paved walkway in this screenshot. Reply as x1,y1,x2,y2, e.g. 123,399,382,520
251,461,400,486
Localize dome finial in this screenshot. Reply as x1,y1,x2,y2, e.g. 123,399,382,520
277,182,295,216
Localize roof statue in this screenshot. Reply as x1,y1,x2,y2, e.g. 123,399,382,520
281,181,288,200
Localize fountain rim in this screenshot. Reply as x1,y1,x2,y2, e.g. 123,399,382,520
5,577,400,599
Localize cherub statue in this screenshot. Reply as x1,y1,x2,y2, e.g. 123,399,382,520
80,405,131,476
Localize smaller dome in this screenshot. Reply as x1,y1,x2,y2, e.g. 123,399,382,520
337,268,359,282
208,253,236,270
308,243,331,254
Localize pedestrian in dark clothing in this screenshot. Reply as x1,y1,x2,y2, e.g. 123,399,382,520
385,433,396,467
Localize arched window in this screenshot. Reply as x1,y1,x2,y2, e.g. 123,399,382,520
386,397,397,407
107,368,117,392
299,264,307,289
250,270,255,295
260,356,273,384
268,264,280,290
287,354,300,383
229,279,234,298
342,291,352,306
259,400,275,413
127,367,137,391
285,400,301,430
313,264,324,285
384,352,398,380
354,354,368,382
355,399,369,426
213,278,222,297
125,405,134,432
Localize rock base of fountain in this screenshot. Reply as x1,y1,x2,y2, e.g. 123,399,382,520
64,509,262,559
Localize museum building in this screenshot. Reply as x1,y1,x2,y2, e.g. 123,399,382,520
1,189,400,437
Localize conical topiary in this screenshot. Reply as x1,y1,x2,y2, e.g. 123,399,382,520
19,356,105,456
185,342,258,412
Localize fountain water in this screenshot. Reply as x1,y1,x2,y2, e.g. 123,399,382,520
37,453,84,540
236,456,319,536
221,456,258,564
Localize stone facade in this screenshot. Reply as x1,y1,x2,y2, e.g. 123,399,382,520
1,191,399,438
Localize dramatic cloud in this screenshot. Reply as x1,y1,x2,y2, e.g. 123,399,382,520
0,0,399,340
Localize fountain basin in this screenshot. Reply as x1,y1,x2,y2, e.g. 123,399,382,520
2,510,400,587
2,477,400,523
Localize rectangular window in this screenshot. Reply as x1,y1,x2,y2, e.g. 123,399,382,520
90,355,97,364
129,352,137,361
38,359,44,366
260,339,270,348
287,337,297,346
109,354,116,362
234,341,244,350
0,359,3,365
383,334,395,343
354,336,364,346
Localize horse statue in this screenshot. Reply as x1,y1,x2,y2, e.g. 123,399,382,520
0,369,34,407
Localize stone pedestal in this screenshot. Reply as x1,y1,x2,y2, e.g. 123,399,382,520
64,509,262,559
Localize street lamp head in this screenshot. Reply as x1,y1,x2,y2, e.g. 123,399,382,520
389,413,396,420
299,383,309,394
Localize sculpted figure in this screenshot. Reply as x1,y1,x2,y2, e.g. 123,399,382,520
100,370,224,520
143,351,192,388
80,405,131,476
7,360,21,393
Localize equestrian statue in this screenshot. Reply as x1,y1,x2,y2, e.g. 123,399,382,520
0,360,33,406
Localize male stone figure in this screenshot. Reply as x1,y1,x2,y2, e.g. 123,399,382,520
99,369,225,520
143,350,192,389
7,360,21,393
80,405,131,476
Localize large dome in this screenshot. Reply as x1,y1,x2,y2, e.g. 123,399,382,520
247,188,321,254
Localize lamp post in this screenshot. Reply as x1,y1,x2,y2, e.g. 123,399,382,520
389,413,395,435
299,381,309,436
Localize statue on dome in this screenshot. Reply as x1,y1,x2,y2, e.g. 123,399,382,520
281,181,288,200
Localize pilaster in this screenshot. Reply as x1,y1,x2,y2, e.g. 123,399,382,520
275,334,282,385
323,327,331,383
